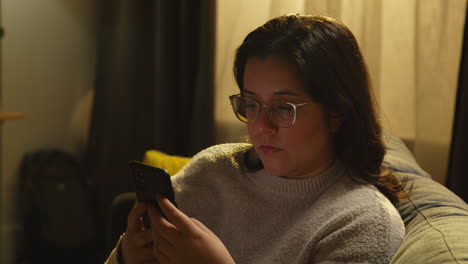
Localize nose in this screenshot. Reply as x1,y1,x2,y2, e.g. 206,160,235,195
252,106,277,134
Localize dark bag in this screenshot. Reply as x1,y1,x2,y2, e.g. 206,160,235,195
17,149,96,263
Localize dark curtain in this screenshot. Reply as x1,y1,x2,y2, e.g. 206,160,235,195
447,7,468,203
84,0,215,260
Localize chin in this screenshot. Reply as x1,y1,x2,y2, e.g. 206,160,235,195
262,161,289,177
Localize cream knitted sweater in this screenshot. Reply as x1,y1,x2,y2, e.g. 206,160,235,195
106,143,404,264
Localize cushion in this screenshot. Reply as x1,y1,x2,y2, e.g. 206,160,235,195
143,150,191,176
391,173,468,263
383,132,468,263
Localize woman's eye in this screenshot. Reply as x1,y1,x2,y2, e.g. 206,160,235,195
272,104,293,117
276,104,292,112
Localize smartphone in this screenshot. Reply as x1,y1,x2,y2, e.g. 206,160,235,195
129,161,177,226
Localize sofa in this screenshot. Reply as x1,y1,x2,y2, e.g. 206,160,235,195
383,133,468,263
108,133,468,263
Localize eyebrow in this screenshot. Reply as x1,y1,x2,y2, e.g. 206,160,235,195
243,89,301,97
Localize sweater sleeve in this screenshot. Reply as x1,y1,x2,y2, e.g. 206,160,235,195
104,234,124,264
311,196,404,264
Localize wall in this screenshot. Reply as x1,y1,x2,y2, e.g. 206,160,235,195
214,0,466,185
0,1,97,262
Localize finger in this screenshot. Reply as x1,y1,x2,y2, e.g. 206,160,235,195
190,217,211,233
155,235,175,254
126,229,153,248
122,235,156,263
157,194,197,233
133,247,157,263
153,243,171,264
127,202,148,232
147,204,178,243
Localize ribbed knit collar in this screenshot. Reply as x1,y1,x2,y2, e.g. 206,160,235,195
247,161,346,200
241,147,346,200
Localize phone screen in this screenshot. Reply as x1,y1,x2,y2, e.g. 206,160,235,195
129,161,177,226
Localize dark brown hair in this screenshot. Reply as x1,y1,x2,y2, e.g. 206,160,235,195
234,14,406,205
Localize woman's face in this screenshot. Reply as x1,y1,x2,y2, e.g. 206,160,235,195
243,57,339,179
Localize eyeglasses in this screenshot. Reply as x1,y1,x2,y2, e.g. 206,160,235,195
229,94,315,128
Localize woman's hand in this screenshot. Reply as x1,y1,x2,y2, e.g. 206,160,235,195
120,202,158,264
147,195,235,264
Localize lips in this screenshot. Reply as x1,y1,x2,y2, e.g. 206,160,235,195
259,145,281,154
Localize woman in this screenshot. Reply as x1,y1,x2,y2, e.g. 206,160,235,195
106,14,406,264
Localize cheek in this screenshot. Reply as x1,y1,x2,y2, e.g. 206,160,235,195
246,122,262,143
285,118,333,152
284,128,315,151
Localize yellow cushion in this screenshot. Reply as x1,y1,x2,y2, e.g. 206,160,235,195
143,150,191,176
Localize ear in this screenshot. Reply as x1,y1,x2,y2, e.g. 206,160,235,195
328,112,343,133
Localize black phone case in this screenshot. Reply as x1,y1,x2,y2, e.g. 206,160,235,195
129,161,177,226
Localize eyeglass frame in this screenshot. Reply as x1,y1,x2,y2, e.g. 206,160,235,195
229,94,316,128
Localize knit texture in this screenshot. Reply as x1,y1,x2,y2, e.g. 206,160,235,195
106,143,404,263
172,143,404,263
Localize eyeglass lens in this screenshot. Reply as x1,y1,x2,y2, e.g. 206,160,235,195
230,96,296,128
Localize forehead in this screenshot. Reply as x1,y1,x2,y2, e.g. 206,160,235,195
243,57,308,98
